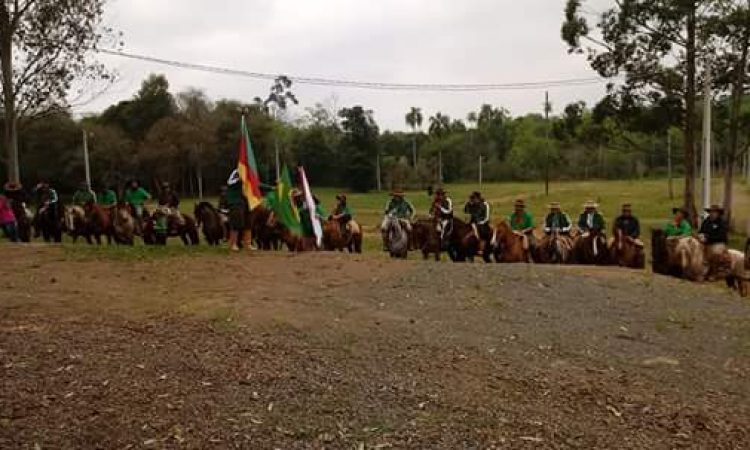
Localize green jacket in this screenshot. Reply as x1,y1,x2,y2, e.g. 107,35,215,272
544,212,572,233
509,211,534,231
99,190,117,206
384,198,415,220
577,212,605,232
665,219,692,237
123,187,150,207
72,189,96,206
333,204,352,218
226,182,246,208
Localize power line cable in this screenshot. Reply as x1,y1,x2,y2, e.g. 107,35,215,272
98,49,606,92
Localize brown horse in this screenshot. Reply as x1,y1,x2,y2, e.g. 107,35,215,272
85,204,113,245
411,218,441,261
535,230,575,264
143,208,200,246
574,230,610,265
322,219,363,253
609,230,645,269
194,201,224,246
248,206,283,250
443,217,480,262
490,220,530,263
111,204,135,245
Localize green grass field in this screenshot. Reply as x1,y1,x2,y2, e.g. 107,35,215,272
55,178,750,257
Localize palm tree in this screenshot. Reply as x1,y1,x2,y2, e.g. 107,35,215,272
428,112,451,183
405,107,423,167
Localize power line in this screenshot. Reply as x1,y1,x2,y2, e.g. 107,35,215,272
98,49,606,92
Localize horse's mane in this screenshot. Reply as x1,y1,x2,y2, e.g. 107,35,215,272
196,201,216,212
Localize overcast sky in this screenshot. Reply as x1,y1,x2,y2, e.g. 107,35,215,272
84,0,611,131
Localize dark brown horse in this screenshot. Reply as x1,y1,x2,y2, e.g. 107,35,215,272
322,219,363,253
490,220,530,263
9,200,32,242
573,230,610,265
111,204,135,245
411,218,441,261
194,201,224,246
443,217,480,262
85,204,113,245
609,230,645,269
535,230,575,264
248,206,283,250
35,203,65,243
143,209,199,246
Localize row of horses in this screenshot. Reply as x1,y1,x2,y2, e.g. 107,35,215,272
384,215,644,268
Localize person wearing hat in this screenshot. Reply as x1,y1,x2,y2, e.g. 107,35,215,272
543,202,572,235
699,205,729,278
34,180,59,225
383,190,415,227
509,198,536,250
330,194,354,238
612,203,642,246
226,170,251,251
464,191,491,254
72,181,97,207
577,201,606,235
157,181,185,227
664,207,693,238
430,188,454,245
123,179,151,222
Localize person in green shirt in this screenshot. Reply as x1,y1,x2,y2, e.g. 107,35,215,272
330,194,353,238
382,191,415,229
226,170,250,251
664,207,693,238
98,185,117,208
577,201,606,235
509,198,536,249
72,182,96,207
123,180,151,219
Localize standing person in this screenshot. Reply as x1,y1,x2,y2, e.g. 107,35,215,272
72,182,96,207
509,198,536,248
123,180,151,220
543,202,572,235
0,192,19,242
464,191,491,254
577,201,606,235
664,207,692,238
226,170,250,252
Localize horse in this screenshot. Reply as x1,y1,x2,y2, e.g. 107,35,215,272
322,219,363,253
194,201,224,246
383,214,409,259
9,200,32,242
34,203,65,243
667,236,707,282
535,229,575,264
609,230,645,269
725,249,748,297
111,203,135,245
248,205,282,250
490,220,531,263
574,230,610,265
64,205,89,243
84,204,113,245
411,218,441,261
442,217,480,262
143,208,199,246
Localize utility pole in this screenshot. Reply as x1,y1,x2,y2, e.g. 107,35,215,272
82,129,92,192
667,130,674,199
702,68,712,213
544,91,550,196
376,152,382,192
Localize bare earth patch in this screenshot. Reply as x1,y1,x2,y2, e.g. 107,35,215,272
0,246,749,449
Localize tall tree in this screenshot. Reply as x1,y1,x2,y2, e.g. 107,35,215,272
0,0,116,183
562,0,718,220
256,75,298,181
405,107,423,167
338,106,379,192
100,74,176,142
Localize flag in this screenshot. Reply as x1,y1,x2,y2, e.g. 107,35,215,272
237,116,263,209
299,166,323,247
266,165,302,236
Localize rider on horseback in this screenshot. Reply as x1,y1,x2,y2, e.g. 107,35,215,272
577,201,605,235
543,202,572,235
330,194,353,239
699,204,730,279
382,190,415,250
464,191,491,254
72,182,96,207
612,203,642,246
664,207,692,238
509,198,535,250
123,179,151,224
157,181,185,228
430,188,453,247
35,181,59,222
98,185,117,209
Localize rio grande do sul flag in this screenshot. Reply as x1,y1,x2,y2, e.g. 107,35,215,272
237,116,263,209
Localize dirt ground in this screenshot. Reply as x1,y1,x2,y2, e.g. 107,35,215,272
1,247,749,449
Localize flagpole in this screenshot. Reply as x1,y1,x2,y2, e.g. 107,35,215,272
82,129,92,192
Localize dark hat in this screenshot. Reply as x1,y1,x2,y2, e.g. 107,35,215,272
336,193,347,201
672,207,688,215
3,181,21,192
470,191,481,199
548,201,561,209
435,187,446,195
705,204,725,214
390,190,405,197
621,203,633,210
514,198,526,208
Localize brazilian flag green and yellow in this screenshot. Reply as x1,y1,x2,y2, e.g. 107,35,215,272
265,165,302,236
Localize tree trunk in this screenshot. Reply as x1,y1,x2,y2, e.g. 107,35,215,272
723,1,750,229
0,11,19,183
683,2,698,224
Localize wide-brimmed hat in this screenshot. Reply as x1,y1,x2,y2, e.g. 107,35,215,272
672,207,688,216
470,191,481,199
3,181,21,192
336,193,347,201
705,204,725,214
390,190,405,197
514,198,526,208
583,200,599,209
548,202,561,210
434,187,446,195
621,203,633,211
